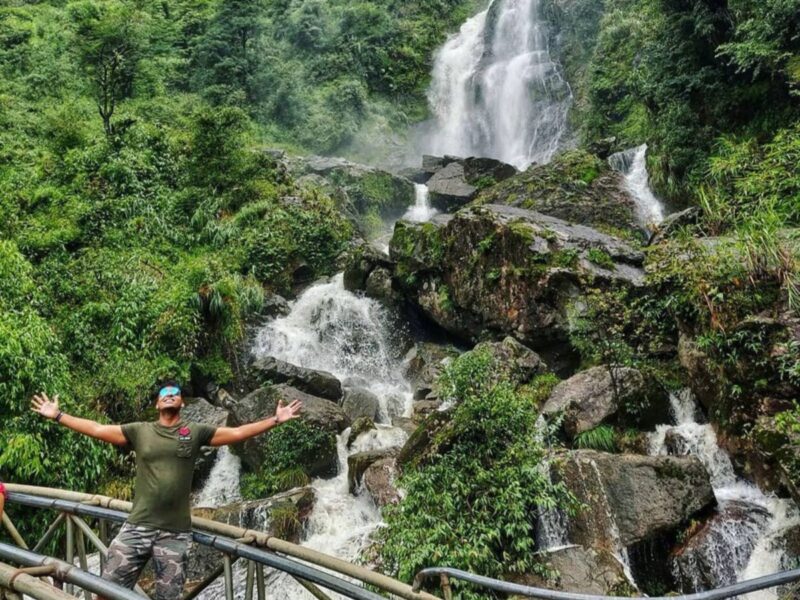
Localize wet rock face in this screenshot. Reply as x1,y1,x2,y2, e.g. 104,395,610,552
347,448,397,495
390,204,645,352
227,385,348,476
341,387,380,421
671,500,772,592
186,488,315,586
542,365,670,436
250,356,343,401
510,546,633,596
363,457,401,507
556,450,716,548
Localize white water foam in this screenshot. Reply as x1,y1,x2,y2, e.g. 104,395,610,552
194,447,243,509
421,0,572,169
608,144,665,227
402,184,437,223
649,390,800,597
194,275,415,599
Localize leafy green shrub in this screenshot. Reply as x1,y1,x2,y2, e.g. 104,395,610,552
574,425,617,452
242,420,335,499
377,351,578,598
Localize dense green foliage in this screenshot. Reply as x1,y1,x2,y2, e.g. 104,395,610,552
240,419,332,499
378,350,577,598
0,0,380,500
191,0,477,155
550,0,800,199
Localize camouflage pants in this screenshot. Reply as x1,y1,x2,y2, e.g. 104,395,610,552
100,522,191,600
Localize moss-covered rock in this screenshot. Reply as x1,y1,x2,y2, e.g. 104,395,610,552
474,150,640,237
389,204,644,359
291,155,415,224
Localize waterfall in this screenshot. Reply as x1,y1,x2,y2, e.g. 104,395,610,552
402,184,437,223
608,144,665,227
421,0,572,169
649,390,800,597
194,447,242,509
252,274,413,421
196,275,415,599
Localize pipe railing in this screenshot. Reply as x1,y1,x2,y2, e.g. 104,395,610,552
412,566,800,600
4,484,442,600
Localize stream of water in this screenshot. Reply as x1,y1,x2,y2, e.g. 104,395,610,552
420,0,572,169
649,390,800,598
196,275,414,599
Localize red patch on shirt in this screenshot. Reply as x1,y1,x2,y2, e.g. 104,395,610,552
179,427,191,436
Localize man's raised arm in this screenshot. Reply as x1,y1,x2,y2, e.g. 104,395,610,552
209,398,302,446
31,393,128,446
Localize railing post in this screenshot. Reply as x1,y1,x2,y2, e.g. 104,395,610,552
440,574,452,600
65,514,74,596
256,563,265,600
245,560,254,600
223,555,234,600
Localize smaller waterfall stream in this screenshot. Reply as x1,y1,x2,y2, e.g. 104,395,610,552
608,144,665,227
403,184,437,223
198,275,413,599
649,390,800,598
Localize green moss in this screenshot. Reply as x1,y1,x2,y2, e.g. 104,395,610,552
586,248,615,270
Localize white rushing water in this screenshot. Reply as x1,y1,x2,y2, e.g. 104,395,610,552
197,274,414,599
649,390,800,598
421,0,572,169
402,184,437,223
608,144,665,227
194,447,242,508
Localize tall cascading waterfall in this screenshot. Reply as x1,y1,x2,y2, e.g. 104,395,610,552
608,144,665,227
196,274,415,599
649,390,800,598
421,0,572,169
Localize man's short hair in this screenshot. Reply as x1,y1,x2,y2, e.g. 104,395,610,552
154,379,182,400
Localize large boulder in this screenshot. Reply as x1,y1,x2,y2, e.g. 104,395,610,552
509,546,633,597
250,356,342,401
341,387,380,421
186,488,314,587
343,241,394,292
363,457,401,507
555,450,716,548
542,366,670,437
227,385,348,476
474,150,639,234
181,398,229,489
425,156,518,212
390,204,645,357
404,342,461,400
291,155,415,221
347,448,397,494
473,337,548,386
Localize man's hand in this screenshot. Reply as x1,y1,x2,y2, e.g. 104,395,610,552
31,393,60,420
275,399,302,424
210,399,304,446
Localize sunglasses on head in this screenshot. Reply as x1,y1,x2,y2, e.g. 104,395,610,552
158,386,181,398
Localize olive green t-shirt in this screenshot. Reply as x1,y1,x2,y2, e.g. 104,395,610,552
122,421,217,532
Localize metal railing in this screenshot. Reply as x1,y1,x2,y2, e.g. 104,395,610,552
412,566,800,600
3,484,441,600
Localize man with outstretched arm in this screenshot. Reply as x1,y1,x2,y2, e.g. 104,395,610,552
31,381,302,600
